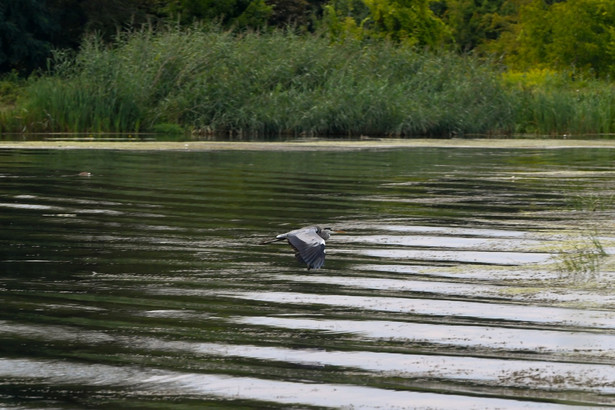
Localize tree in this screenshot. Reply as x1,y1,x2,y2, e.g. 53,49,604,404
546,0,615,75
165,0,329,29
438,0,516,52
491,0,615,76
0,0,170,74
165,0,250,25
363,0,450,47
0,0,56,73
267,0,312,28
235,0,274,28
322,0,370,41
79,0,166,39
43,1,90,54
323,0,450,47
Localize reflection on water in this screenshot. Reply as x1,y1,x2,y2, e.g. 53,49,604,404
0,358,572,409
1,147,615,408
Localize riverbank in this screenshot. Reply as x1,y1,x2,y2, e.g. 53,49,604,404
3,138,615,151
3,29,615,137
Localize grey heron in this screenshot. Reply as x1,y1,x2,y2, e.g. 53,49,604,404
261,226,337,270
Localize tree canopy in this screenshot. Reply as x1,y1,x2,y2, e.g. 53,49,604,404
492,0,615,76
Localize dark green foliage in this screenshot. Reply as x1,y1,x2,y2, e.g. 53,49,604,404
165,0,265,27
165,0,320,29
267,0,314,28
487,0,615,77
436,0,515,52
0,0,168,74
0,0,56,73
323,0,451,47
78,0,166,40
46,0,87,50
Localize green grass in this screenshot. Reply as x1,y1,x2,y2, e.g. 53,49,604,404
3,26,615,137
569,192,615,212
556,233,608,283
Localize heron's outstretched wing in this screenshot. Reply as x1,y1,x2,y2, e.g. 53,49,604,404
285,227,326,270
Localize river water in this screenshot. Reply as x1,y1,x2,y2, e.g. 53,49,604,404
1,146,615,408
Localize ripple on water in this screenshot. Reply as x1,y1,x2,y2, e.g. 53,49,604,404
223,290,615,328
0,358,581,409
3,148,615,407
233,316,615,358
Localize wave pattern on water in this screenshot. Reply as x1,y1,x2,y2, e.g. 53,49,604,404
1,148,615,408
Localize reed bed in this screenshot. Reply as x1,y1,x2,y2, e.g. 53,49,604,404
5,27,615,137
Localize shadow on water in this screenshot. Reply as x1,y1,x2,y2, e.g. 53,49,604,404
1,147,615,408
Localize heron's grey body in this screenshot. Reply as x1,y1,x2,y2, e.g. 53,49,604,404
267,226,333,270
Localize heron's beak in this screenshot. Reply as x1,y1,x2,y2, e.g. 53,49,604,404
333,230,346,233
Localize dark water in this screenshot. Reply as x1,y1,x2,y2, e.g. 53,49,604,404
1,147,615,408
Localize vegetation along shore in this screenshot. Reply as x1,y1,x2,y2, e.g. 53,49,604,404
2,1,615,138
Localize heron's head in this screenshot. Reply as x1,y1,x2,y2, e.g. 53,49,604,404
318,227,338,240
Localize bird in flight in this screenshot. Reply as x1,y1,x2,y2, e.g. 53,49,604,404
261,226,338,270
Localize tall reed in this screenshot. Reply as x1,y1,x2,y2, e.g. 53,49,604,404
503,70,615,136
7,27,615,137
8,27,513,136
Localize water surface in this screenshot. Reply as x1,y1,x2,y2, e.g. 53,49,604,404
1,147,615,408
